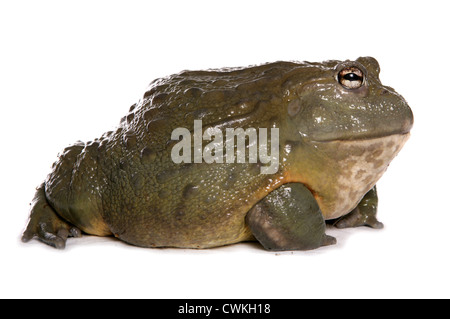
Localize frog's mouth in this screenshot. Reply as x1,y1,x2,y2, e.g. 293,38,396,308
300,95,414,144
310,132,410,219
307,119,412,143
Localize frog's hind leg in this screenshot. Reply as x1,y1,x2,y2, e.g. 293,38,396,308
246,183,336,251
22,183,81,249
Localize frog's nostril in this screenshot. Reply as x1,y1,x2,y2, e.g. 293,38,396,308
380,89,389,95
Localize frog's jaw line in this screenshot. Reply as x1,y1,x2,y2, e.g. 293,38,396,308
313,133,410,220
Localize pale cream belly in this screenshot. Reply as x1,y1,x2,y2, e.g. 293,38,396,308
314,133,410,220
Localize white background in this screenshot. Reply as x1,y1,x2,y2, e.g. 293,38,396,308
1,0,449,299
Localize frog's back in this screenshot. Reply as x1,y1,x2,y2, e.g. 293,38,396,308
127,61,327,136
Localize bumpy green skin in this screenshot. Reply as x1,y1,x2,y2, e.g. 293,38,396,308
22,57,413,250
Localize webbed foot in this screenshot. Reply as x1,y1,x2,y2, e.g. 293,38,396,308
22,183,81,249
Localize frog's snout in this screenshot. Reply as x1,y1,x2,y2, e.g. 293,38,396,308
398,100,414,135
402,111,414,134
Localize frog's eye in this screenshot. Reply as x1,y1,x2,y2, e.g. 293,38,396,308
338,67,364,89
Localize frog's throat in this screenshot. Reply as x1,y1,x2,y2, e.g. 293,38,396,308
311,133,410,220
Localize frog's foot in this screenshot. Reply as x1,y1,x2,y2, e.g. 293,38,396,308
332,186,383,229
333,206,384,229
22,183,81,249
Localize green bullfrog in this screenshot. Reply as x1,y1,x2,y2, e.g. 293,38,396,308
22,57,413,251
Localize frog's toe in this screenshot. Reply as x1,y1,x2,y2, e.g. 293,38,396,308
22,218,82,249
22,224,65,249
321,234,337,247
362,217,384,229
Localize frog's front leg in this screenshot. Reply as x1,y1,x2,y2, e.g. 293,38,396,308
333,186,383,229
246,183,336,251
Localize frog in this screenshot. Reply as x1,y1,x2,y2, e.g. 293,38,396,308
21,56,413,251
